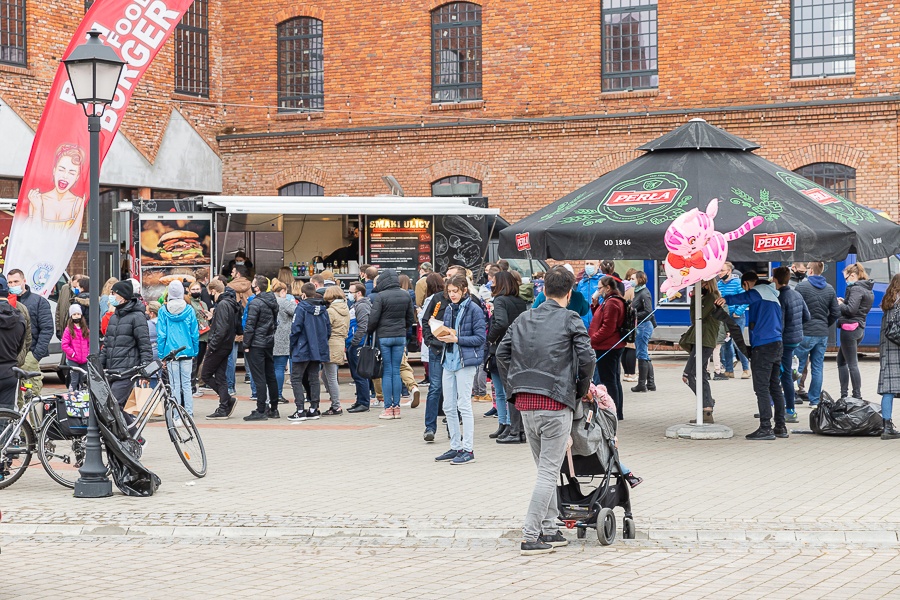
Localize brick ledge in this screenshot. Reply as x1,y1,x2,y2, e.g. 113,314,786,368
789,76,855,87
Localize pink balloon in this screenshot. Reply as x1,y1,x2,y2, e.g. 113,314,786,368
660,199,764,300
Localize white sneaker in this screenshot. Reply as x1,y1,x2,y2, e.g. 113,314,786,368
192,391,203,398
371,400,383,408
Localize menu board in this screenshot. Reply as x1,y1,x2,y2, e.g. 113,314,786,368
138,213,213,301
365,216,433,279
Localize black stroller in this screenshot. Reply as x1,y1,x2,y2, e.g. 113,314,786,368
557,399,634,545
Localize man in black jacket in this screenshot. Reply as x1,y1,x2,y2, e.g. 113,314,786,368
0,275,27,409
99,280,153,418
497,267,595,555
242,281,280,421
6,269,53,397
204,281,241,420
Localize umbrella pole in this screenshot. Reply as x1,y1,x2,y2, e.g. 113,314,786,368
694,281,704,427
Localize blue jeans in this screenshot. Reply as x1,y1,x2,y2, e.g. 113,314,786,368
347,344,370,407
795,335,827,405
379,337,406,409
883,394,895,420
781,343,798,411
274,354,290,399
443,365,476,452
227,343,238,393
490,365,510,425
635,321,653,361
168,358,194,416
722,314,749,372
425,354,444,432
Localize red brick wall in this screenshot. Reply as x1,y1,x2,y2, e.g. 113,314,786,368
2,0,899,223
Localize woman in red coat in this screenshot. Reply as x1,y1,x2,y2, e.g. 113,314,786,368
589,276,626,420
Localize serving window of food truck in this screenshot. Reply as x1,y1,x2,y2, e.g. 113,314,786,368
191,196,499,288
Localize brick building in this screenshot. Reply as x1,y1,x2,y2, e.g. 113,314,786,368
0,0,898,270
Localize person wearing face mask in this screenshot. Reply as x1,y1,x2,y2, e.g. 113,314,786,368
0,275,29,409
589,276,627,420
233,250,254,278
56,273,82,335
188,281,211,397
575,260,602,325
837,263,875,400
346,282,373,413
204,280,241,420
157,281,200,417
271,280,297,405
716,262,750,380
789,262,807,288
98,277,119,318
6,268,53,397
60,304,90,391
99,280,153,422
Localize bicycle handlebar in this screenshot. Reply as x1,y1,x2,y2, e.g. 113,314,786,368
161,346,188,362
108,346,188,381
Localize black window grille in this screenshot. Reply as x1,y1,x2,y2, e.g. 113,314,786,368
277,17,324,113
791,0,854,78
85,0,93,11
602,0,658,92
0,0,26,66
279,182,324,196
432,175,482,197
431,3,482,103
175,0,209,97
795,162,856,202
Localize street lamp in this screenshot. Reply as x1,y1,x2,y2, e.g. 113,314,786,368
63,30,125,499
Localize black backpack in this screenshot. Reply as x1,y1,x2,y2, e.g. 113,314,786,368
615,296,637,344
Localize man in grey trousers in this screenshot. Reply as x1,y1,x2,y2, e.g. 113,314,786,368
497,266,595,555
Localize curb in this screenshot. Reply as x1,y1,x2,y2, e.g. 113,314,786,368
2,523,898,544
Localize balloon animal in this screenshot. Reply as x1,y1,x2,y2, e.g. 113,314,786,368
660,198,763,299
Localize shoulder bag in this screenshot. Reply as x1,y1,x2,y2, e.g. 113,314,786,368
356,333,384,380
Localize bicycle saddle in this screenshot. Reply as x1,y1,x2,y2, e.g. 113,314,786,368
12,367,42,380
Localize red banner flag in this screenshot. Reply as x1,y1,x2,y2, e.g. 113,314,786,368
5,0,196,296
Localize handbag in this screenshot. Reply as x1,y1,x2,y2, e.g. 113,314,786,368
356,334,384,380
53,392,90,438
886,316,900,346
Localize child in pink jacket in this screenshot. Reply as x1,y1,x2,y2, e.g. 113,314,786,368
60,304,90,391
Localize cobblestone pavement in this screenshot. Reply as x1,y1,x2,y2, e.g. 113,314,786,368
2,354,899,596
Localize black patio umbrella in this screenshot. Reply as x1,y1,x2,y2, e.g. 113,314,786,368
499,118,900,263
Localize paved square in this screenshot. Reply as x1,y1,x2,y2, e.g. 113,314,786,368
2,353,899,597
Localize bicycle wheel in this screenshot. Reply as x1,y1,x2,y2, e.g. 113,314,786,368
166,402,207,477
0,408,34,490
37,413,86,489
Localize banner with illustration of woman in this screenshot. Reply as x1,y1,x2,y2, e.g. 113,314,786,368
4,0,197,296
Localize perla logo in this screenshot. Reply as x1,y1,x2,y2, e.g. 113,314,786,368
29,262,54,292
602,173,688,207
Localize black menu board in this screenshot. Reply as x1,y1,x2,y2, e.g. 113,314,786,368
365,216,434,279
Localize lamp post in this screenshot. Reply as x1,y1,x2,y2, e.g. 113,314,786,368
63,30,125,499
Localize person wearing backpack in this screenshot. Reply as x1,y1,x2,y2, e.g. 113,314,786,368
589,276,626,420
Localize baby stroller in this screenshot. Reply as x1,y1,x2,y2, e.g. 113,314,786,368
557,397,634,545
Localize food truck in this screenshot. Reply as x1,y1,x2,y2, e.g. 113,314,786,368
125,195,501,301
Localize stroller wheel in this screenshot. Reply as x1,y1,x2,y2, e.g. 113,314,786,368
597,508,616,545
622,517,635,540
576,527,586,540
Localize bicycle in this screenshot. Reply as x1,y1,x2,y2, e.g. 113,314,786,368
0,366,60,489
110,346,208,478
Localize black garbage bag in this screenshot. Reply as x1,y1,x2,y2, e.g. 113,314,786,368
87,355,161,496
809,391,883,436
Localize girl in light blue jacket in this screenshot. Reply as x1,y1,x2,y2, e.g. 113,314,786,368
157,281,199,416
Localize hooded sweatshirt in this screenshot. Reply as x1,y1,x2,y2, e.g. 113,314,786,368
723,281,783,347
157,281,199,358
796,275,841,337
290,297,331,363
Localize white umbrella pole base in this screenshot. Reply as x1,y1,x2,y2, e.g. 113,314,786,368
665,423,734,440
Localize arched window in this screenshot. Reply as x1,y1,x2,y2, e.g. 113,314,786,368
0,0,26,66
791,0,855,78
278,17,324,112
794,162,856,202
279,181,324,196
602,0,658,92
431,3,482,103
432,175,481,197
175,0,209,97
